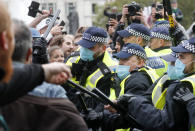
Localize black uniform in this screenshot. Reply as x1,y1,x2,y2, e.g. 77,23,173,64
124,69,153,95
63,53,120,112
100,80,191,131
186,99,195,127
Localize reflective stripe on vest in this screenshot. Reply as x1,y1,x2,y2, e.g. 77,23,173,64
116,74,131,131
152,74,169,109
119,74,131,97
145,47,168,77
66,56,80,66
181,76,195,95
86,65,117,91
66,51,118,99
180,75,195,131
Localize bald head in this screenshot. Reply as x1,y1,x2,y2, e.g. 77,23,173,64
0,1,14,83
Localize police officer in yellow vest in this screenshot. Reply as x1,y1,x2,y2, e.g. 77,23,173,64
84,39,195,131
65,26,119,111
113,43,159,97
152,51,178,109
117,23,167,77
112,37,195,131
83,43,158,131
150,26,172,55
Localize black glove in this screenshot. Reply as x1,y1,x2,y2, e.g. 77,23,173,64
169,26,187,46
117,94,136,110
32,37,48,64
81,110,103,128
173,87,195,105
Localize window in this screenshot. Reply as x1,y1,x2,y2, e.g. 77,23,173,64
41,3,47,10
92,3,97,14
48,3,54,14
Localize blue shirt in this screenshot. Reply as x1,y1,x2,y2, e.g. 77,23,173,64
13,61,67,98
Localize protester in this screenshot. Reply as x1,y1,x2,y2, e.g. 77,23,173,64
49,35,74,58
1,17,87,131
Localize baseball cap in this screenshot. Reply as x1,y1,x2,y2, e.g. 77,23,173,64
113,43,147,59
76,26,108,48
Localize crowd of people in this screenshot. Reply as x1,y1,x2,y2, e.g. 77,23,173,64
1,0,195,131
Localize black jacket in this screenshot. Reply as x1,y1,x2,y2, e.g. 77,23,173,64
0,64,44,106
187,99,195,127
102,81,190,131
124,70,153,95
125,82,189,131
63,53,119,112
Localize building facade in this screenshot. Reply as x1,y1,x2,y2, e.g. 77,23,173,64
35,0,106,32
3,0,106,33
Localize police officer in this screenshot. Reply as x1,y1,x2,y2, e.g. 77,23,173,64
111,43,159,131
152,51,178,109
65,26,119,111
85,37,195,131
150,26,172,55
115,37,195,131
114,43,159,97
117,23,167,76
84,43,158,131
174,87,195,128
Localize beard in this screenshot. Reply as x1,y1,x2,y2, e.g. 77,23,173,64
184,62,195,74
0,58,13,83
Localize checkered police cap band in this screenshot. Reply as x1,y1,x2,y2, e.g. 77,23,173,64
155,24,170,28
82,33,107,43
125,29,150,41
122,48,147,60
171,52,179,58
151,32,172,41
181,40,195,53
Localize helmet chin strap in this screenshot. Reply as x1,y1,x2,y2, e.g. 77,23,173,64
0,67,5,82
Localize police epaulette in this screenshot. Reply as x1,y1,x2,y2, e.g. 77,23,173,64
70,51,80,57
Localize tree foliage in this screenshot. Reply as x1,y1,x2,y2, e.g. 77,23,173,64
93,0,195,30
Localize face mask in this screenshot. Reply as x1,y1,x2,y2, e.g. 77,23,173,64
80,47,94,61
167,64,178,80
174,59,185,79
117,65,130,80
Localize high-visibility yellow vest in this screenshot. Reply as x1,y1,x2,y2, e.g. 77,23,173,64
120,66,159,97
152,74,170,110
181,76,195,131
156,48,172,56
152,74,195,110
115,67,159,131
181,75,195,95
66,51,118,99
145,47,168,77
116,75,131,131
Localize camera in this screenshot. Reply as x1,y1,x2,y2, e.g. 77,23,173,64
28,1,60,19
126,1,141,16
155,4,164,19
106,23,112,31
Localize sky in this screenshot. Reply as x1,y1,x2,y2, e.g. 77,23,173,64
7,0,34,24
